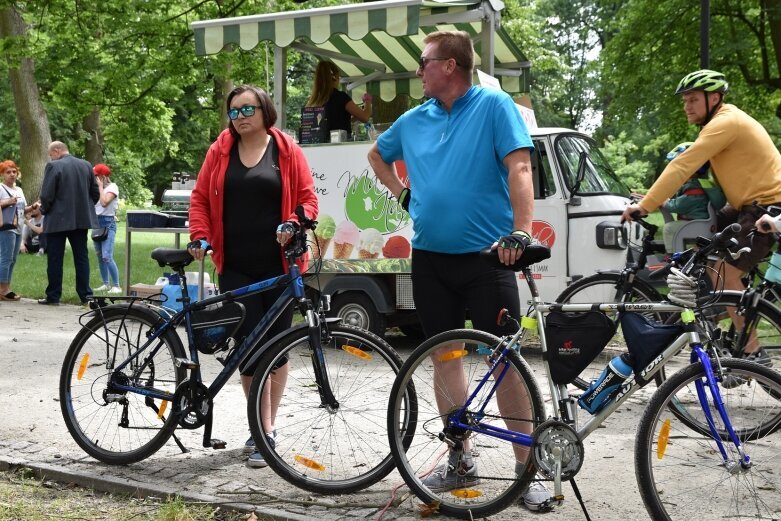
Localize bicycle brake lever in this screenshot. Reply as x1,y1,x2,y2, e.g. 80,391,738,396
728,246,752,260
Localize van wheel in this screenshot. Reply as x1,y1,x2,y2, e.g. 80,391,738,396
329,293,386,337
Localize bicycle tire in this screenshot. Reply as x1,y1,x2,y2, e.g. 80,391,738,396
60,305,186,464
387,329,546,519
247,323,414,494
555,273,666,390
635,358,781,520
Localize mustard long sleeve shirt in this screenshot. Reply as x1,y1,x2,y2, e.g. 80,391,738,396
639,104,781,213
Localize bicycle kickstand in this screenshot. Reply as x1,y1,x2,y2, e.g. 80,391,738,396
202,411,226,450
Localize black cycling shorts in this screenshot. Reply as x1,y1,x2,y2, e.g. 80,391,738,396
411,249,521,338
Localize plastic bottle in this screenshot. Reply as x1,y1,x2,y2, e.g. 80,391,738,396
765,252,781,284
578,353,633,414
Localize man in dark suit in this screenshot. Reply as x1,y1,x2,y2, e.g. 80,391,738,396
38,141,99,305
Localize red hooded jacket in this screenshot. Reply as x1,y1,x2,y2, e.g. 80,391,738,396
188,127,318,274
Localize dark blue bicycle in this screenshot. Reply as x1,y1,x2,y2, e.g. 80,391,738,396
60,207,416,494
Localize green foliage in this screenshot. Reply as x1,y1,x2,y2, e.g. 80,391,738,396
600,132,653,192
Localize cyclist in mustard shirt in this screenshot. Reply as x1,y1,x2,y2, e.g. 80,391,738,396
622,69,781,362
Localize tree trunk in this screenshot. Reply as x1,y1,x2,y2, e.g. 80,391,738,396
83,108,104,166
0,6,52,203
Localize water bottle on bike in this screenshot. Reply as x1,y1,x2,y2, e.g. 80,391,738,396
578,353,633,414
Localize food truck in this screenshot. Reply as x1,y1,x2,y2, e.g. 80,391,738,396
191,0,636,336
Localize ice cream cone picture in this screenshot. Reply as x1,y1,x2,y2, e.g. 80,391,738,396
358,228,384,259
309,214,335,258
333,220,359,259
382,236,411,258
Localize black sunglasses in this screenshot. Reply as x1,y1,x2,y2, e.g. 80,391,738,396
418,56,452,70
227,105,260,121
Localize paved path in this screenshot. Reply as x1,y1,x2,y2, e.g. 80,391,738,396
0,298,654,520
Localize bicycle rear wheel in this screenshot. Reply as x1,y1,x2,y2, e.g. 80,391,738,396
60,305,186,464
387,329,546,519
247,323,414,494
555,273,667,389
635,358,781,520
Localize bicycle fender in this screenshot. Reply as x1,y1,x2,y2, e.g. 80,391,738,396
238,317,342,375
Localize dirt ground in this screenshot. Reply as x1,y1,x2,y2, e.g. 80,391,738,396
0,298,660,520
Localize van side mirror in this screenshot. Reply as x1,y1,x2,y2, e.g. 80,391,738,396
571,151,588,195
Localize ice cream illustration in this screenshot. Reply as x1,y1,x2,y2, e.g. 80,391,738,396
333,220,360,259
358,228,384,259
309,214,335,259
382,236,411,258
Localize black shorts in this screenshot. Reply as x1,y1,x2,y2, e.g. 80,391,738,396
219,267,294,376
716,205,778,272
411,249,520,338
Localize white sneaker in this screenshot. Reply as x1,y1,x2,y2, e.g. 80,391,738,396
94,284,109,292
108,286,122,294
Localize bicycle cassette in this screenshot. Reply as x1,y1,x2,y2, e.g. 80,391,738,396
532,419,584,481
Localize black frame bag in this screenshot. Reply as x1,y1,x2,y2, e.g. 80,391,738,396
545,311,617,384
191,301,246,354
620,313,683,373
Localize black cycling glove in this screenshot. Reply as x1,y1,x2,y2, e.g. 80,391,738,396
398,188,411,212
187,238,212,252
498,230,531,251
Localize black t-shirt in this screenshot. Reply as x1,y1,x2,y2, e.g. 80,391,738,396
222,136,283,277
324,89,353,135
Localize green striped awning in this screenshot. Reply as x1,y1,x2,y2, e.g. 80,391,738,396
191,0,530,102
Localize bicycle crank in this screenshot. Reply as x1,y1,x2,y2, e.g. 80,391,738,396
173,382,212,429
532,419,583,495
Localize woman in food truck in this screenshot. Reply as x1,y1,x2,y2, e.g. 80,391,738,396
306,60,373,139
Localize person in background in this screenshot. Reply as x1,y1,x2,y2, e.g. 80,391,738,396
367,31,553,512
188,84,318,469
91,163,121,294
0,160,31,301
38,141,100,305
306,60,373,139
21,204,45,255
621,69,781,364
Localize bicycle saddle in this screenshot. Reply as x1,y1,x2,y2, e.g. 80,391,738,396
151,248,195,269
479,244,551,271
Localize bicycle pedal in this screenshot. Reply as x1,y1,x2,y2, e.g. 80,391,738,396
207,438,226,449
174,357,199,369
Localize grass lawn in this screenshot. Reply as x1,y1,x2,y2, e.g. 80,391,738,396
10,221,217,305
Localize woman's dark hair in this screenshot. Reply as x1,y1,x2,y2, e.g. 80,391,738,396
226,85,277,139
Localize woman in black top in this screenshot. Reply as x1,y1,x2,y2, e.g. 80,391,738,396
306,61,373,138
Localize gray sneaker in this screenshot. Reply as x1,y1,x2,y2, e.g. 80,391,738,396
246,433,275,469
243,435,255,454
515,463,557,512
421,451,479,493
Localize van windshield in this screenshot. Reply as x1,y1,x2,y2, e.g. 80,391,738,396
554,134,630,197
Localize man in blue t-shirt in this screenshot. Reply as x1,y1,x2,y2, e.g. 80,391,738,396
368,31,553,512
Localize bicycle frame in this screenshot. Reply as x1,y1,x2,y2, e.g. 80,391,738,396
106,262,337,408
445,270,750,474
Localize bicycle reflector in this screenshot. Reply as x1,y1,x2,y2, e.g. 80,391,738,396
657,418,671,459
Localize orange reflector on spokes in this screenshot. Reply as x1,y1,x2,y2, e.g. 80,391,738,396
657,418,671,459
438,350,468,362
77,353,90,380
294,455,325,471
341,345,373,361
157,400,169,419
451,489,482,498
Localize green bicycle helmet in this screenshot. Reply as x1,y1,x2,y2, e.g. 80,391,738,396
675,69,729,95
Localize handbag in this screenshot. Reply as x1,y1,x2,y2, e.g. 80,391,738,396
91,227,109,242
0,187,18,231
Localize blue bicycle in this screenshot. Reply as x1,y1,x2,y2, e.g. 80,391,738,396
387,225,781,519
60,207,416,494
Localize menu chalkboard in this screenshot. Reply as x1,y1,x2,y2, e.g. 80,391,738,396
299,106,329,144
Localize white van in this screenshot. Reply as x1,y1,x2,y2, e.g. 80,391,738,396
305,128,635,336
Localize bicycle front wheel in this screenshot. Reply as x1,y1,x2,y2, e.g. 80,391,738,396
635,358,781,520
556,272,666,390
388,329,546,519
247,323,413,494
60,305,186,464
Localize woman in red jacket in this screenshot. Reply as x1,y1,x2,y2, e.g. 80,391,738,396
188,84,318,468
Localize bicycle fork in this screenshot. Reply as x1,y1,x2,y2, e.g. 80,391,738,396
307,308,339,411
691,346,751,472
